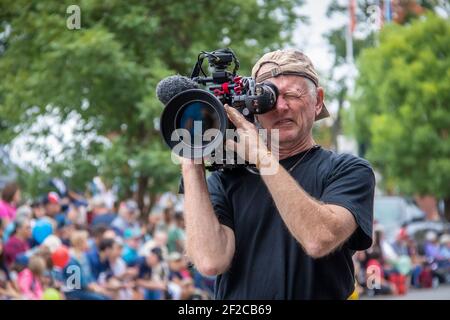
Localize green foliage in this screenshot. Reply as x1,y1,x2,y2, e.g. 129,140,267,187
0,0,304,211
349,13,450,198
325,0,444,150
323,0,381,150
312,122,334,149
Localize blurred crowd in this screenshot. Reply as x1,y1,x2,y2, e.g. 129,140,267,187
0,180,214,300
2,179,449,300
354,222,450,297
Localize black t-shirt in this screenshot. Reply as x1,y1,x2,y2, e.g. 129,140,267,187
206,146,375,300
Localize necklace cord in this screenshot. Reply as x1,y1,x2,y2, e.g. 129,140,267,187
245,144,319,175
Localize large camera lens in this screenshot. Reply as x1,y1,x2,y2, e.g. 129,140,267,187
176,101,220,146
160,89,228,159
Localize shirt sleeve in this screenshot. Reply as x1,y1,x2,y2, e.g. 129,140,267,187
207,172,234,230
320,156,375,251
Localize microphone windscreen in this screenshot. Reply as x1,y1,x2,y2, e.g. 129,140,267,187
156,75,199,105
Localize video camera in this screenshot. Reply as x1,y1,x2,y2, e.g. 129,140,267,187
158,48,279,171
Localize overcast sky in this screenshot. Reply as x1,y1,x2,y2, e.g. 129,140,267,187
293,0,345,75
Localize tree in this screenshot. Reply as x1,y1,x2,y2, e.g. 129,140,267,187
350,13,450,219
0,0,305,214
324,0,380,151
325,0,447,153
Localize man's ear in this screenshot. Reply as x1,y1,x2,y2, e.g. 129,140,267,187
315,87,324,117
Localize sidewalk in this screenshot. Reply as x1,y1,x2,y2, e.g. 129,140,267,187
360,284,450,300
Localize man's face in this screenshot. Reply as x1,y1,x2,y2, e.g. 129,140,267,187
111,243,123,260
45,203,61,216
124,209,136,222
126,237,140,249
33,205,46,219
19,222,32,239
13,189,21,205
82,238,90,252
169,259,183,271
146,252,159,267
255,74,323,147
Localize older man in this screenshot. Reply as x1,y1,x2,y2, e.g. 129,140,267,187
181,49,375,299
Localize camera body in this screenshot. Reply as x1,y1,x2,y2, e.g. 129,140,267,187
191,48,278,123
160,48,278,171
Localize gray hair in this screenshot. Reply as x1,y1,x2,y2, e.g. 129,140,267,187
13,216,30,234
304,77,317,104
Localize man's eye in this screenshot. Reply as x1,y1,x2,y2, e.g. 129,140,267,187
284,93,299,100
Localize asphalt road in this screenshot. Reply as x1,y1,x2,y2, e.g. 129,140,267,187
361,284,450,300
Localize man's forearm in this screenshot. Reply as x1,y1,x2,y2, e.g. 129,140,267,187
182,165,235,275
260,155,355,258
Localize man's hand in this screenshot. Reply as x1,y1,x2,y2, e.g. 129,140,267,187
173,153,204,173
224,104,270,167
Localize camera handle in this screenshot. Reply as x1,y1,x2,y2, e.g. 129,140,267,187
190,48,240,79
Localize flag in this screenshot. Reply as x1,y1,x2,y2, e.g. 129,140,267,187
349,0,357,33
384,0,392,23
346,0,356,64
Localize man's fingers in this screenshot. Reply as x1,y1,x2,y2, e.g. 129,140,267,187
225,139,237,152
224,104,250,129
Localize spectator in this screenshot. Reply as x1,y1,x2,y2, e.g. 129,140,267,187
180,277,204,300
157,207,174,233
66,203,87,226
43,192,61,218
107,239,127,279
143,212,160,242
424,231,441,262
168,252,185,283
86,225,108,260
89,224,108,252
17,254,46,300
88,238,114,281
15,206,33,221
392,228,410,256
167,212,185,254
102,229,117,240
390,228,412,278
111,200,140,235
30,200,46,220
3,217,31,267
0,182,21,225
90,197,116,227
141,229,168,253
0,237,21,299
136,247,167,300
121,227,142,266
437,234,450,272
439,234,450,260
43,192,66,229
63,230,110,300
167,252,188,299
406,237,426,288
101,238,135,300
365,248,396,296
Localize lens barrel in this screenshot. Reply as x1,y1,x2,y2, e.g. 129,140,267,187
160,89,228,159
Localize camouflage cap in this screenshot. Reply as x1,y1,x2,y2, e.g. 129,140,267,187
252,49,329,121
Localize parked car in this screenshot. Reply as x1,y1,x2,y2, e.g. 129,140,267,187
405,220,450,246
374,196,425,241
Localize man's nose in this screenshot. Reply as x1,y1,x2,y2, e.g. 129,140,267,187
275,95,290,112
